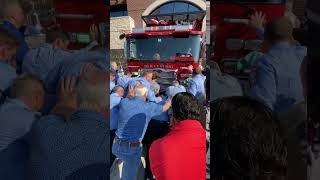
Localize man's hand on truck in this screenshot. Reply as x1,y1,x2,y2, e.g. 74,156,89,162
89,24,99,42
52,76,77,120
248,11,266,30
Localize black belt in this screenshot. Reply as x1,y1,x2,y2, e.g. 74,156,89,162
114,136,142,147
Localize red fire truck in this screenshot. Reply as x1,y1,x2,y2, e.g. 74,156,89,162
211,0,286,77
53,0,108,49
125,11,206,89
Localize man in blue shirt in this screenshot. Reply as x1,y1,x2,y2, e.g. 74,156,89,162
110,71,116,93
110,86,124,131
0,74,44,180
44,52,107,94
111,61,119,82
0,74,44,152
248,13,306,113
22,29,72,81
127,71,162,103
112,83,171,180
42,53,107,114
0,60,16,98
22,27,101,82
110,85,124,163
0,1,29,64
188,65,206,103
27,72,109,180
117,72,132,90
0,27,19,100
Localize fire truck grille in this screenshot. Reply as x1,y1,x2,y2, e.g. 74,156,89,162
155,71,176,79
155,71,177,92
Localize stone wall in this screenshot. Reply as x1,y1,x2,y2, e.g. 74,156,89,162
110,16,135,63
110,16,135,50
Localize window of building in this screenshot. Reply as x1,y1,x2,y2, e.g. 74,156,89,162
110,11,128,17
150,1,202,15
110,4,128,17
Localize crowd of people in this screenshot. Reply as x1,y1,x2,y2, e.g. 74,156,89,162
109,59,207,179
0,1,109,180
0,0,311,180
209,11,308,180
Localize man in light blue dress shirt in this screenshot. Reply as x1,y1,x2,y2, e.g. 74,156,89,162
0,61,17,97
127,71,161,103
41,52,107,114
113,84,171,180
188,66,206,104
0,74,44,152
110,85,124,163
22,29,72,81
22,28,102,82
117,72,132,89
110,86,124,131
27,72,109,180
248,13,306,113
110,71,116,93
0,1,29,65
0,27,19,100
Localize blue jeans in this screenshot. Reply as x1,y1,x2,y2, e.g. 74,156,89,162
112,142,143,180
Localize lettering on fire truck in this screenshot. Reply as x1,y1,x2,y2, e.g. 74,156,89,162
144,64,174,69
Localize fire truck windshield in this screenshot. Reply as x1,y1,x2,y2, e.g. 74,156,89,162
126,35,202,62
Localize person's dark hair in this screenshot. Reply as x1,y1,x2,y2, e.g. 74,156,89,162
46,28,70,44
210,96,287,180
172,92,201,122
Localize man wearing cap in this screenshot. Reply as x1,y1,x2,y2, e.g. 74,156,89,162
248,12,306,113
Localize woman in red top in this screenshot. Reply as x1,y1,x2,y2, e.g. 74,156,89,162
149,92,206,180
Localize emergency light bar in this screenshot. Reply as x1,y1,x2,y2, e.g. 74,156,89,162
132,25,193,33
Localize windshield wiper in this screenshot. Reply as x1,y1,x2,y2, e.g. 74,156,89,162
129,57,139,61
